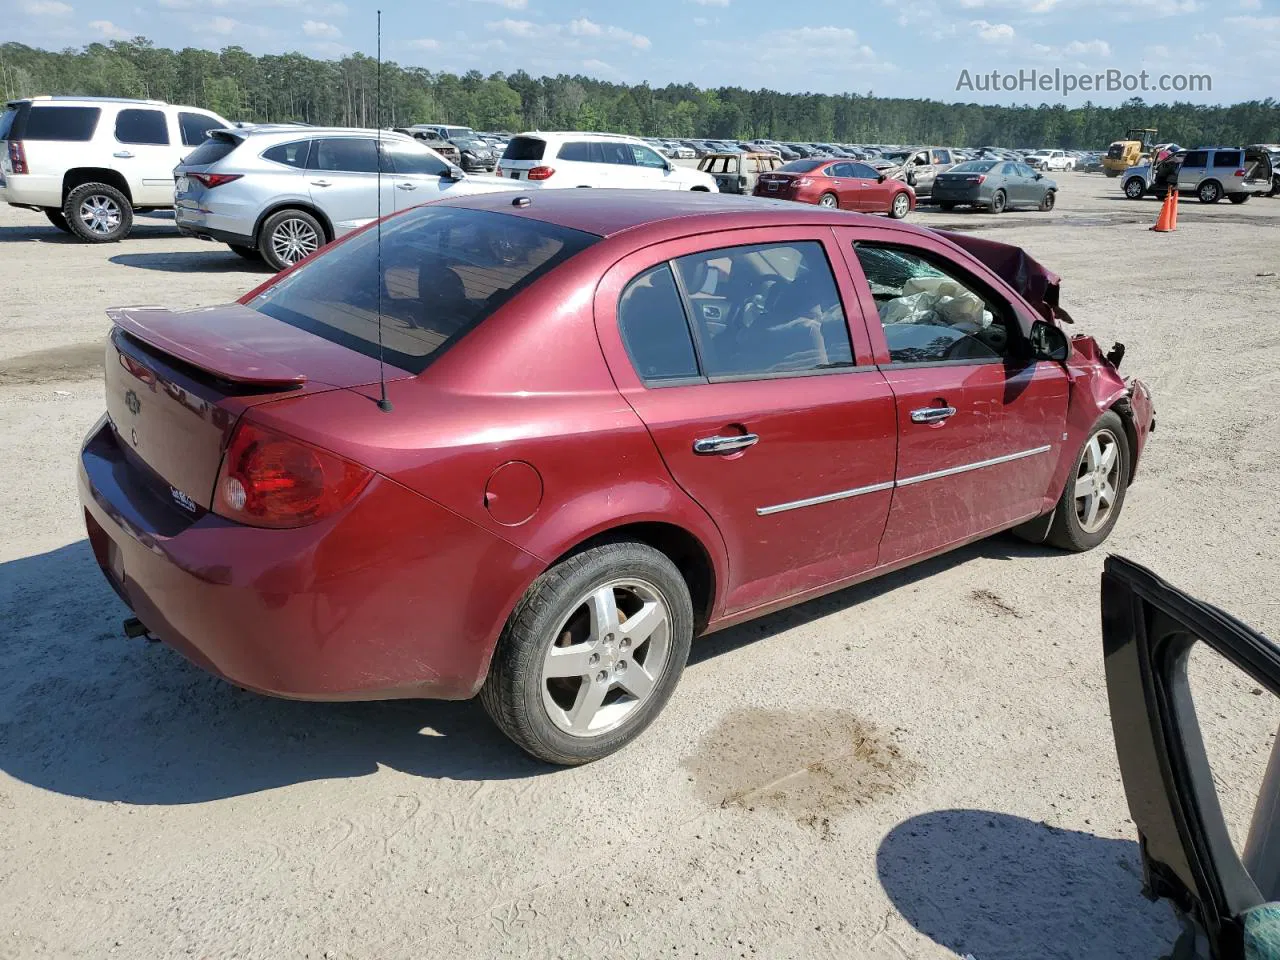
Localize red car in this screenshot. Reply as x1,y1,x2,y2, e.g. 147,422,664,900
79,190,1154,764
754,158,916,218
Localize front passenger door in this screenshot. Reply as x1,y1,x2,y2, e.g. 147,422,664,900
383,140,448,211
1102,556,1280,958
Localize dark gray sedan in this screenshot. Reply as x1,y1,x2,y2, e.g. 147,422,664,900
930,159,1057,213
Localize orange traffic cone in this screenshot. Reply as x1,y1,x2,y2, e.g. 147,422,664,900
1151,190,1176,232
1169,188,1179,230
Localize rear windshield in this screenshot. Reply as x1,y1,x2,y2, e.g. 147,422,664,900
949,160,997,173
503,136,546,162
249,206,599,375
22,105,101,141
778,159,825,173
183,135,240,166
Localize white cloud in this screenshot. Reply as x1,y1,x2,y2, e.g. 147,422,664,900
755,25,892,72
210,14,236,33
485,17,651,51
410,37,440,50
88,19,132,38
970,19,1015,42
773,25,859,46
1063,38,1110,56
692,15,710,25
21,0,73,15
301,19,341,39
469,0,527,7
689,0,730,5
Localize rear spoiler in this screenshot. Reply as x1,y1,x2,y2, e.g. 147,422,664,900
107,305,308,386
935,230,1073,324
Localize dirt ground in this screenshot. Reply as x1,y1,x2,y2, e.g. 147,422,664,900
1,173,1278,960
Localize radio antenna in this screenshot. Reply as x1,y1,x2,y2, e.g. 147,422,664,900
374,8,393,413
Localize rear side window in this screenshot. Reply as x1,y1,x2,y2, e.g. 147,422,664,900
672,241,853,379
178,112,223,147
618,265,699,383
1182,150,1209,168
503,136,546,162
249,207,599,375
261,140,311,168
184,136,241,166
1212,151,1242,168
115,109,169,145
22,106,101,141
311,138,379,173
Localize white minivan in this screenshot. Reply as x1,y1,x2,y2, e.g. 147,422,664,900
496,132,717,191
0,96,230,242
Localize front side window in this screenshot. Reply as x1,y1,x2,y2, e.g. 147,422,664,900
310,138,382,173
600,141,637,166
387,142,448,176
178,112,223,147
250,207,599,375
853,244,1014,365
631,145,667,168
618,265,700,383
673,241,853,379
114,108,169,146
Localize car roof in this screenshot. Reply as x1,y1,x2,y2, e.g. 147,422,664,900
431,188,929,242
224,126,416,142
7,95,168,106
513,131,645,143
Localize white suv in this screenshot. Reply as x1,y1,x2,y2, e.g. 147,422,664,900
496,132,717,191
1027,150,1075,172
0,96,230,242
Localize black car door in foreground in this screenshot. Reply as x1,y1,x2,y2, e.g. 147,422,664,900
1102,555,1280,960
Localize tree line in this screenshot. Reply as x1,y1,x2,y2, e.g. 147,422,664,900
2,39,1278,149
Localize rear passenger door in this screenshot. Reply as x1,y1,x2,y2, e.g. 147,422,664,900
836,227,1069,565
593,229,898,615
111,107,178,206
307,137,395,234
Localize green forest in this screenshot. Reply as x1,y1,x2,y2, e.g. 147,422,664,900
3,39,1278,148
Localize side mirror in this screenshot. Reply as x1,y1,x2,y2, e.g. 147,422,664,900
1035,172,1044,180
1029,319,1070,362
877,173,887,182
441,166,463,181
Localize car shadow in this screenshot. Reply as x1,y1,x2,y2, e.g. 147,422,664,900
108,251,271,273
0,222,181,243
0,541,548,806
877,809,1177,960
690,535,1050,666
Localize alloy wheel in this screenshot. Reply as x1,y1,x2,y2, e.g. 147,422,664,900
1074,429,1122,534
541,578,672,738
819,194,838,208
892,193,910,217
270,218,320,265
78,195,121,236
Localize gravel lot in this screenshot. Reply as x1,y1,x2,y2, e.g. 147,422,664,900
1,173,1278,959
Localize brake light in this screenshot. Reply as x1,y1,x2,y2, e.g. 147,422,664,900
190,173,243,188
526,166,555,181
1233,168,1246,177
7,140,28,175
793,177,813,187
969,175,987,184
214,421,373,529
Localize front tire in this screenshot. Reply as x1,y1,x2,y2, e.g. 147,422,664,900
481,542,694,765
1038,190,1056,212
1046,411,1131,552
888,191,911,219
1198,180,1222,204
258,208,324,271
1124,178,1146,199
63,182,133,243
44,209,71,233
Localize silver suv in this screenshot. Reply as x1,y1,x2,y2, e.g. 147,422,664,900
174,126,519,270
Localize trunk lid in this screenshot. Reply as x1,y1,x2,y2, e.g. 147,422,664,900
104,303,412,510
936,231,1071,324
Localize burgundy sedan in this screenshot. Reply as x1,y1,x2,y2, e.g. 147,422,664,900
754,158,916,218
79,190,1154,764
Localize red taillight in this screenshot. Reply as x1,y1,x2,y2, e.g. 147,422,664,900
213,421,373,529
8,140,28,175
793,177,813,187
190,172,243,188
526,166,555,181
1233,168,1246,177
973,175,986,184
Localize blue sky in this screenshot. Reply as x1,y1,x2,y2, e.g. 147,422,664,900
8,0,1279,105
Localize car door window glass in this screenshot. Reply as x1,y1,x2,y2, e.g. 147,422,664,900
831,163,857,178
388,143,448,176
631,145,667,168
262,140,312,168
853,244,1014,364
618,265,701,383
673,241,853,379
311,138,380,173
556,141,591,162
849,163,879,180
602,142,636,165
22,106,100,141
1182,150,1209,168
1001,162,1018,177
1018,163,1038,178
114,108,169,146
178,112,223,147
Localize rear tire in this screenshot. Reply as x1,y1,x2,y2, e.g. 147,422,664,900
1228,194,1250,205
481,541,694,765
258,208,324,272
1046,411,1131,552
988,190,1007,214
63,182,133,243
937,201,955,211
44,209,71,233
818,192,839,208
228,243,263,261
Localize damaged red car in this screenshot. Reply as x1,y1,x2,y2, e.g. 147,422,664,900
78,190,1154,764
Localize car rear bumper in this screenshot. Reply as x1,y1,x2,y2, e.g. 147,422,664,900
78,416,537,702
0,173,62,208
175,194,257,246
931,185,986,205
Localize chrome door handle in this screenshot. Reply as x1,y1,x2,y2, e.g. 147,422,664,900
113,151,134,159
910,406,957,424
396,182,417,190
693,433,759,455
310,179,332,187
